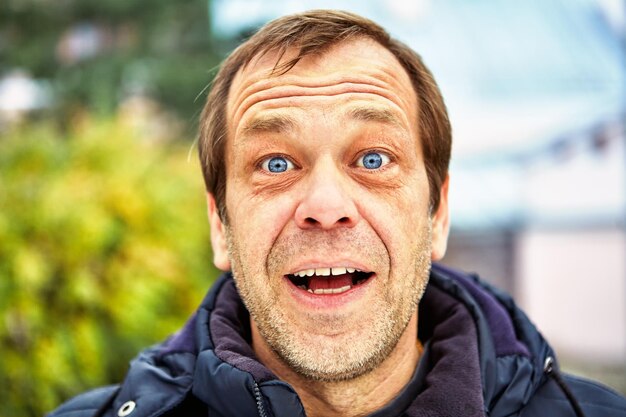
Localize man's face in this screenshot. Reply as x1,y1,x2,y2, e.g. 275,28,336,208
209,37,449,381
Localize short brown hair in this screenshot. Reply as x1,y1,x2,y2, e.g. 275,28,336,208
198,9,451,221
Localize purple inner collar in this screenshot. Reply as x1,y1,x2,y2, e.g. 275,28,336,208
432,263,530,357
210,279,277,382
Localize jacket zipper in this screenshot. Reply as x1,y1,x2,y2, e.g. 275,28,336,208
253,382,269,417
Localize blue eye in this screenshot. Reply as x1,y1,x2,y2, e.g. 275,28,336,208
357,152,390,169
261,156,294,173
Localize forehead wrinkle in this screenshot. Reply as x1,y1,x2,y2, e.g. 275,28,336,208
232,86,410,135
229,71,412,128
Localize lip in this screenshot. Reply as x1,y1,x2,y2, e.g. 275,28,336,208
282,272,376,310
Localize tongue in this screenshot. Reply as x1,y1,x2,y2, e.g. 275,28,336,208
309,274,353,292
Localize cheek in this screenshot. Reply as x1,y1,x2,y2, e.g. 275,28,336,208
227,186,298,254
356,179,431,265
361,178,430,227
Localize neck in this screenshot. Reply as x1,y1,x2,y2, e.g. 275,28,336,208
251,313,420,417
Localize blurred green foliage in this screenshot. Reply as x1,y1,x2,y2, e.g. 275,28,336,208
0,116,218,417
0,0,220,120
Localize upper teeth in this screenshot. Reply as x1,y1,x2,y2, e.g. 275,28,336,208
293,267,359,277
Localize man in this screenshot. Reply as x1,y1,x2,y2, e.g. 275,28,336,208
49,10,626,417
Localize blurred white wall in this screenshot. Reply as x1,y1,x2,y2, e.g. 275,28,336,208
517,228,626,363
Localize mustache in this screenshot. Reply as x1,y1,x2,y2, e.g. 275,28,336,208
266,227,389,274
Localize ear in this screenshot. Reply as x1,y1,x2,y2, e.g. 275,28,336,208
207,193,231,271
431,175,450,261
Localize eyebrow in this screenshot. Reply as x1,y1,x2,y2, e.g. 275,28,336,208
240,113,298,136
347,106,405,129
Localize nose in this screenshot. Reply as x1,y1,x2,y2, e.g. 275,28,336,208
294,161,360,230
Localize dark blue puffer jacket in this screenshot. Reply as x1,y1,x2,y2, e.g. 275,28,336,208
48,264,626,417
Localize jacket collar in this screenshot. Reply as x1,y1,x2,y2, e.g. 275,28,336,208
190,268,491,417
431,264,553,416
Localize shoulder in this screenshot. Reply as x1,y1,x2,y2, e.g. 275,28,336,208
521,374,626,417
46,385,119,417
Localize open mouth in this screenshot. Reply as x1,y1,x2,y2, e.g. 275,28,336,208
286,267,374,295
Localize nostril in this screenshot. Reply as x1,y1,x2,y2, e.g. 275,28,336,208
301,216,353,228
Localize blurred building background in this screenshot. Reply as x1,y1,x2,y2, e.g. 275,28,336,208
1,0,624,415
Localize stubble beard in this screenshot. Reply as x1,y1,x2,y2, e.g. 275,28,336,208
225,222,432,382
